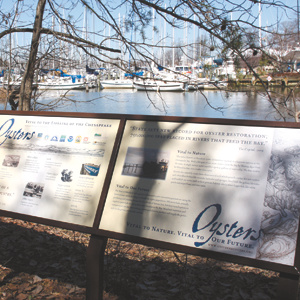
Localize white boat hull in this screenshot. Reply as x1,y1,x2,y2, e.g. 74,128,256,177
133,80,185,92
3,82,38,90
101,80,133,89
38,82,87,90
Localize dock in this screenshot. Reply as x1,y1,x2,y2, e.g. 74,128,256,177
236,73,300,87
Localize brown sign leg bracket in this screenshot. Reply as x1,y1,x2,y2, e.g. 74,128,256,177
86,235,108,300
277,272,299,300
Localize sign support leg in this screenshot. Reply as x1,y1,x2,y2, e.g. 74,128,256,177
86,235,108,300
277,272,299,300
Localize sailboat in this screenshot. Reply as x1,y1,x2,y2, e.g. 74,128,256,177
38,77,87,90
100,70,144,89
38,69,88,90
133,79,185,92
100,78,134,89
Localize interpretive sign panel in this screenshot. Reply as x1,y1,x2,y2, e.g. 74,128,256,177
0,114,120,227
99,120,300,266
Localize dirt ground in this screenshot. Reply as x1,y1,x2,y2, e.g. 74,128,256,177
0,217,288,300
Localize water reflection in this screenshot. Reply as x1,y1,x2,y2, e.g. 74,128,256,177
0,87,296,122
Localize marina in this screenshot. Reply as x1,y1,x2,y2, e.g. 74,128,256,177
0,63,298,122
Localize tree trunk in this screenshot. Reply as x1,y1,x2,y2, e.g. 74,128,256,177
19,0,46,111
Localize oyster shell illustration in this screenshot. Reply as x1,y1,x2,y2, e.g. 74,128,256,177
257,235,296,259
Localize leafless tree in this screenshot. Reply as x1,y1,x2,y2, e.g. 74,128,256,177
0,0,299,118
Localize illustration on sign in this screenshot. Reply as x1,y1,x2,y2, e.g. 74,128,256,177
23,182,44,198
2,155,20,167
80,163,100,176
256,143,300,263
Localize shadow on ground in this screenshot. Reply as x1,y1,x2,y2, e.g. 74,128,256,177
0,218,282,299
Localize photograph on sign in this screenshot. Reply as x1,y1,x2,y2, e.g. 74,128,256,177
99,120,300,266
122,147,170,180
0,115,120,227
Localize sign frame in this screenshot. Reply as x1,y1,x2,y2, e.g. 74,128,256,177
0,111,299,300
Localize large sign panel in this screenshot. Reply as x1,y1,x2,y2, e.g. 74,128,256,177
99,120,300,266
0,115,120,227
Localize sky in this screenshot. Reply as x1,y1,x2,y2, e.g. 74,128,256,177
0,0,298,63
1,0,297,38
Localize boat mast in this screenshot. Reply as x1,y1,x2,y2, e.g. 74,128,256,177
52,16,55,69
193,14,196,64
172,19,175,68
93,13,95,57
128,12,134,70
259,0,262,47
163,4,166,67
85,6,88,66
184,9,188,65
297,0,300,46
152,7,155,63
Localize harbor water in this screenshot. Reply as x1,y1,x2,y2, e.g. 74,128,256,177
4,87,297,122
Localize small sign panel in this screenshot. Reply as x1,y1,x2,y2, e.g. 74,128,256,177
0,115,120,227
